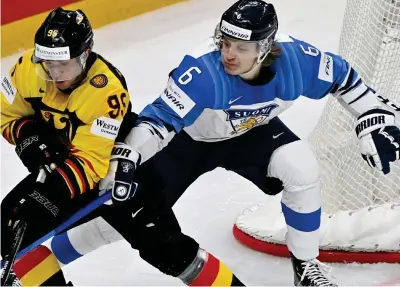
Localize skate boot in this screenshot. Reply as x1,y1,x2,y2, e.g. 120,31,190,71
290,252,338,287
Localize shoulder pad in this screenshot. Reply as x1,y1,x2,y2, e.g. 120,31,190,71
275,34,294,43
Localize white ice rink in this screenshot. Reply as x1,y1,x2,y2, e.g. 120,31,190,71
1,0,399,285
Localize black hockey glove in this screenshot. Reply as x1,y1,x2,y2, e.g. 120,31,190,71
14,118,68,173
1,171,73,257
356,108,400,174
100,143,141,204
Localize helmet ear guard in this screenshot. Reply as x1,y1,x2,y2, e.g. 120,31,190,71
255,29,276,64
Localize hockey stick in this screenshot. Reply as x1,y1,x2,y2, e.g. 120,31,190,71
0,191,111,286
1,168,112,285
1,221,28,286
15,190,112,259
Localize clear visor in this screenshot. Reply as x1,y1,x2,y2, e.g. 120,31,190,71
33,52,87,82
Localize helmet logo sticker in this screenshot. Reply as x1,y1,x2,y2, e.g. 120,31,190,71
90,74,108,88
220,20,252,40
47,29,58,38
34,44,70,61
76,12,84,25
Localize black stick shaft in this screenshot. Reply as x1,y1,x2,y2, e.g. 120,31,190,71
1,221,27,286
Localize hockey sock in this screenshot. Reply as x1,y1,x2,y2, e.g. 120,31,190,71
188,252,244,286
13,245,69,286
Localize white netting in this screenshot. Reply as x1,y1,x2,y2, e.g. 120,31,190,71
309,0,400,213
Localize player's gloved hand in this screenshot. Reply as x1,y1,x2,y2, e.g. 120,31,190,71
0,170,71,257
14,119,68,173
100,142,141,204
356,108,400,174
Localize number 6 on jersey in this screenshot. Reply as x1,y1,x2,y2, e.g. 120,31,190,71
178,67,202,85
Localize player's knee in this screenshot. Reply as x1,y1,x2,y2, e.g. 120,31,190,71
130,212,199,277
128,207,200,277
268,140,320,189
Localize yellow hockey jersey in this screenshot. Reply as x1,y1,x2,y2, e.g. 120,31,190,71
1,49,130,198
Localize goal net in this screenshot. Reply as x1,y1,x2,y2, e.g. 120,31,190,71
233,0,400,263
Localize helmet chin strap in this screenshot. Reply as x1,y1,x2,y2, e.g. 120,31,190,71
239,50,269,80
239,60,262,80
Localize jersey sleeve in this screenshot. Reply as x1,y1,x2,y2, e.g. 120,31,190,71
139,55,215,133
58,85,130,197
1,55,35,145
289,36,385,116
123,54,215,164
284,37,349,100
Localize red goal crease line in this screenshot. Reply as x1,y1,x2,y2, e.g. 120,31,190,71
232,225,400,264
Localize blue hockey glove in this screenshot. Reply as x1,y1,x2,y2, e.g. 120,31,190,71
356,108,400,174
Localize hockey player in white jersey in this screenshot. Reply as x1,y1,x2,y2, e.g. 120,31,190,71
9,0,400,286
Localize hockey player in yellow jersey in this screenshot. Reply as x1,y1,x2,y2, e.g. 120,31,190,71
1,7,130,285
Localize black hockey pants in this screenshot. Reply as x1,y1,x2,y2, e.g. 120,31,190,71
96,115,300,277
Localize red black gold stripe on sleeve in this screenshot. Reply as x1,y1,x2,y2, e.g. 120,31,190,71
2,118,32,145
70,149,100,182
14,119,31,140
56,156,90,198
75,154,99,179
2,125,14,144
